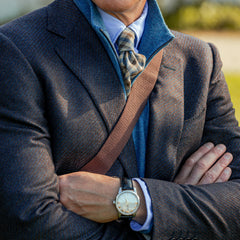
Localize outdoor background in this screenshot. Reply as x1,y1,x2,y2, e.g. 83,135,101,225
0,0,239,121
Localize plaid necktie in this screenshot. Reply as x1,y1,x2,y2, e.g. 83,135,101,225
117,28,146,96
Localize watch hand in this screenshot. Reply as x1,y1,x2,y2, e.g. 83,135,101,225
125,199,129,211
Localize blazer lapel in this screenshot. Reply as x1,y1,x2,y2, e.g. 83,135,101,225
49,1,125,132
47,0,138,176
145,51,184,180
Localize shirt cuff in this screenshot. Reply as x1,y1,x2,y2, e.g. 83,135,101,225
130,178,153,233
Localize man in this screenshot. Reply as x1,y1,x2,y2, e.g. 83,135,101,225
0,0,239,239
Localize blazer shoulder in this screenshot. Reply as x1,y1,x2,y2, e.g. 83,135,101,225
0,7,50,57
165,30,223,73
0,6,48,35
0,0,81,45
167,30,214,60
170,30,211,49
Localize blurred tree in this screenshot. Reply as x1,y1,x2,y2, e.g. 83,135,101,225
164,1,240,31
198,0,206,4
0,0,53,25
196,0,207,7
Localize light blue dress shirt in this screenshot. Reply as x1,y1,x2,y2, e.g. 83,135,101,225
73,0,174,233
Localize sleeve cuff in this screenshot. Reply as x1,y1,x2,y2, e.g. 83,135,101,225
130,178,153,234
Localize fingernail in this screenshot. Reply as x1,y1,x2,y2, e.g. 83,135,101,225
216,144,226,152
224,167,232,174
205,142,214,149
224,153,232,160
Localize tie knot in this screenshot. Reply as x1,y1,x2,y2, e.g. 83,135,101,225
117,27,146,96
117,27,135,52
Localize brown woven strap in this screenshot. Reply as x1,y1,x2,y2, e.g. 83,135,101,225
81,50,163,174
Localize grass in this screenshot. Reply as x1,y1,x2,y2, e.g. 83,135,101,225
225,73,240,122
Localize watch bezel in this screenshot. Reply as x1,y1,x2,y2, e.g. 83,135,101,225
115,188,140,216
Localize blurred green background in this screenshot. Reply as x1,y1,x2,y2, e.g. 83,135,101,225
0,0,239,121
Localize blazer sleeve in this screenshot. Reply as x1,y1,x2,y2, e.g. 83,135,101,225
0,34,134,240
144,43,240,240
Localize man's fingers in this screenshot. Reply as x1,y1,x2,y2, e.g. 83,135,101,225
198,153,233,185
215,167,232,183
185,144,227,185
174,142,214,184
174,142,233,186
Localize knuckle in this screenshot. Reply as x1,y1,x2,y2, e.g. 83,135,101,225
204,171,216,182
185,157,196,167
196,160,208,170
218,154,233,168
219,160,228,168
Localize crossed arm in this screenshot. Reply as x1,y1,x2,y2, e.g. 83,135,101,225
1,32,238,239
59,142,233,224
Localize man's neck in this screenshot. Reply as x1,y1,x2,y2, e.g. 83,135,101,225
92,0,147,26
98,2,148,49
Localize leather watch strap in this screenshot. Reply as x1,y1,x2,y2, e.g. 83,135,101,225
121,177,134,190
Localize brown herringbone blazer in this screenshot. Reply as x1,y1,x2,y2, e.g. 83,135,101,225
0,0,240,239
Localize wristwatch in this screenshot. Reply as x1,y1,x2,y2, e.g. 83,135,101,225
113,178,140,220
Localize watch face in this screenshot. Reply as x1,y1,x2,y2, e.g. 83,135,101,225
115,190,140,216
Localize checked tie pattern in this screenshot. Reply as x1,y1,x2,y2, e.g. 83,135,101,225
117,28,146,96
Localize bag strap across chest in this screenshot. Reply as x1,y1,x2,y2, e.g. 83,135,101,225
81,50,163,174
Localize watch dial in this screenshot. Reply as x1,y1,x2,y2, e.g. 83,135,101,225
116,190,140,215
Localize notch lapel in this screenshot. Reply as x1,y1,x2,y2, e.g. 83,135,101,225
145,52,184,180
47,0,138,176
55,25,126,132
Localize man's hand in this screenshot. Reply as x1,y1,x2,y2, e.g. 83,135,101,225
59,172,147,224
59,143,233,224
174,143,233,185
59,172,120,223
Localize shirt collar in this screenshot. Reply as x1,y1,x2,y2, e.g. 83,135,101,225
97,2,148,49
73,0,174,60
